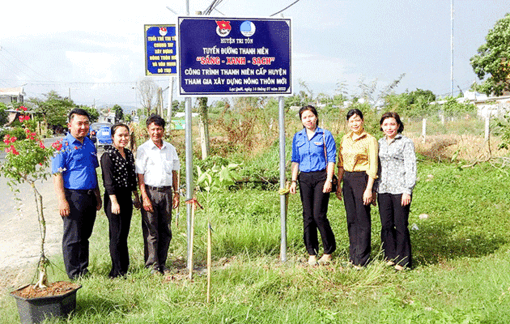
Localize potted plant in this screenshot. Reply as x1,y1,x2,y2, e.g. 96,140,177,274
1,106,81,324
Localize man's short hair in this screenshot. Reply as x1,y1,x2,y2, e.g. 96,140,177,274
68,108,91,122
146,114,165,128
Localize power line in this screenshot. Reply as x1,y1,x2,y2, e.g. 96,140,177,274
0,52,34,81
270,0,301,17
0,46,52,81
203,0,224,15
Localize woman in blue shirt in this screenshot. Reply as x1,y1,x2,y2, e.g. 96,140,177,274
290,106,336,266
376,112,417,270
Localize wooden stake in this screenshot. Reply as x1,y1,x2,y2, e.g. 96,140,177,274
207,222,212,303
176,170,180,227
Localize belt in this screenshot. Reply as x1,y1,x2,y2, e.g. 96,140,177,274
344,171,367,176
65,188,96,195
146,185,172,192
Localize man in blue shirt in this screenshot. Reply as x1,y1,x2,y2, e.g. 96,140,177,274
52,108,101,280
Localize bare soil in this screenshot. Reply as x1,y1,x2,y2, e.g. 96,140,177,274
11,281,80,299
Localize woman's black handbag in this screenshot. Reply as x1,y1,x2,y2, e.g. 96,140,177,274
331,175,338,192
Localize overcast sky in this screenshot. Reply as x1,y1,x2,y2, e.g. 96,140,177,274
0,0,508,108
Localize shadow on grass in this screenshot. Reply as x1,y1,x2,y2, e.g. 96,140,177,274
411,222,507,266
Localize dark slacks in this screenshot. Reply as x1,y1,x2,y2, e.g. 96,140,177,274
298,170,336,256
342,172,371,266
104,190,133,278
63,189,97,279
141,186,173,270
378,193,412,268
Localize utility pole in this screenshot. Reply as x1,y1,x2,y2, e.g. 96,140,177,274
451,0,454,97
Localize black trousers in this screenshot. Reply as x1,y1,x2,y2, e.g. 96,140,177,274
63,189,97,279
342,172,371,266
298,170,336,256
141,186,173,270
378,193,412,268
104,190,133,278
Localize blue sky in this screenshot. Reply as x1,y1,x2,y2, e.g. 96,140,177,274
0,0,508,108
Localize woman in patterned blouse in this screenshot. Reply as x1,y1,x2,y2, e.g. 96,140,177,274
100,123,141,278
376,112,416,270
336,109,378,268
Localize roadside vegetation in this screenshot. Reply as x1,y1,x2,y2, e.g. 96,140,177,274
1,90,510,322
2,11,510,323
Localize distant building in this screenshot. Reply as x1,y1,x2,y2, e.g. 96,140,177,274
433,91,510,118
174,112,198,118
97,109,117,124
471,94,510,118
0,87,25,106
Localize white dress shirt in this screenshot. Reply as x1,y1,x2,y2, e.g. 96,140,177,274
135,140,180,187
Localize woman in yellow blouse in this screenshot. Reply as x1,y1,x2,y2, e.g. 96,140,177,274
336,109,378,267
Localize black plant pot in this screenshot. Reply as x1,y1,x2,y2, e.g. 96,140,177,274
10,284,81,324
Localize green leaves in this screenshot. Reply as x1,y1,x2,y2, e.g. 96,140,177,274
196,163,240,192
470,13,510,96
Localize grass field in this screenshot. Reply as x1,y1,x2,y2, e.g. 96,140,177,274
2,113,510,323
1,156,510,323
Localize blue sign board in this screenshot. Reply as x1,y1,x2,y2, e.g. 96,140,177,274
178,17,292,96
145,24,177,76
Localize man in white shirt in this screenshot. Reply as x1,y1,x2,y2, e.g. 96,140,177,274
136,114,180,274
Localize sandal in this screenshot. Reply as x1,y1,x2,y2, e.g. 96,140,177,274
308,255,318,266
318,254,332,265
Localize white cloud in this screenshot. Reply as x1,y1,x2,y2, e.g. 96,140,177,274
293,52,351,84
65,52,115,82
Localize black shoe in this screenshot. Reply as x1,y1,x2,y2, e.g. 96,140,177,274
149,266,162,276
160,266,171,275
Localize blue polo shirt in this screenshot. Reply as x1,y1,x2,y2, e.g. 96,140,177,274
51,133,99,190
291,127,336,172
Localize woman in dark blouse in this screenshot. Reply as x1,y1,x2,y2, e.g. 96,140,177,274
101,123,140,278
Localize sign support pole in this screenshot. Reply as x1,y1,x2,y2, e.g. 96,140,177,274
185,97,193,270
279,96,287,262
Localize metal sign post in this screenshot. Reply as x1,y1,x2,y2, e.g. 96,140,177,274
185,97,193,269
278,96,287,262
